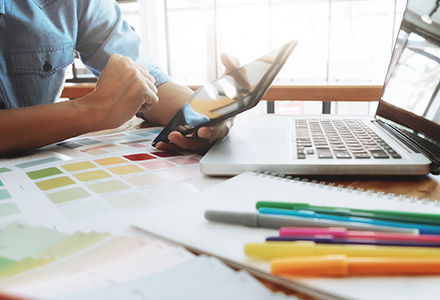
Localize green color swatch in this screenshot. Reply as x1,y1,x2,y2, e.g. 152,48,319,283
0,224,115,279
0,223,67,260
0,203,20,217
0,167,12,174
0,256,14,268
0,257,55,277
15,157,61,169
0,190,11,200
26,167,62,180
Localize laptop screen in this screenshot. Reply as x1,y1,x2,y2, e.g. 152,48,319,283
376,0,440,152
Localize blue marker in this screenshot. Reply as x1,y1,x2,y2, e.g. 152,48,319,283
259,208,440,235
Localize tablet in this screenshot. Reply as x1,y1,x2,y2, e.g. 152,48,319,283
152,40,298,146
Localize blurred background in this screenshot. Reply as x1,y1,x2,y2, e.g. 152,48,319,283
67,0,408,115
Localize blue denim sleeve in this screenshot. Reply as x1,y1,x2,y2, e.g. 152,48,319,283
74,0,171,86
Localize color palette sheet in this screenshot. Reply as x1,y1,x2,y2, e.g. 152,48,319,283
0,128,225,234
0,223,296,300
54,257,296,300
0,222,194,294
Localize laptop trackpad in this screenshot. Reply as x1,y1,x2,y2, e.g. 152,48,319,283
211,125,291,163
222,127,286,143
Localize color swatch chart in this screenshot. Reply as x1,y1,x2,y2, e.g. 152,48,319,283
0,223,296,300
0,127,224,234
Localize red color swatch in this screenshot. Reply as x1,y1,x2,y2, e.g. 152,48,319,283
123,153,156,161
150,151,182,158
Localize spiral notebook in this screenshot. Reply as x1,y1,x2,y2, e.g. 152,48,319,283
132,171,440,300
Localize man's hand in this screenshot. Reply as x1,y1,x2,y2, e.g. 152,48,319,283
155,117,234,153
155,53,242,153
79,54,159,130
0,54,160,156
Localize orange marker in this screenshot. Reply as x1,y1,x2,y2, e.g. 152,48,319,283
271,255,440,276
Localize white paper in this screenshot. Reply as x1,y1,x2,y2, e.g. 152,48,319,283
132,171,440,300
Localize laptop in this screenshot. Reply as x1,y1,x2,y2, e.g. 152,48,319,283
200,0,440,176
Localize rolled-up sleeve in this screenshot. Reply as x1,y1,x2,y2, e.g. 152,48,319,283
74,0,171,86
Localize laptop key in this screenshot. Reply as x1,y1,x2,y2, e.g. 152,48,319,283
349,147,365,152
317,148,333,158
297,152,306,159
334,150,351,159
297,142,312,147
296,127,310,138
306,149,314,155
353,152,371,159
370,150,389,158
315,142,329,147
297,138,311,142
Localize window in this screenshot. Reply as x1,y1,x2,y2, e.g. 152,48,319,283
68,0,408,115
146,0,407,114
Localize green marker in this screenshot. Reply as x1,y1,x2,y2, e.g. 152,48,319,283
256,201,440,226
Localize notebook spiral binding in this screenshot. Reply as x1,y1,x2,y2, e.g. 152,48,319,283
256,170,437,206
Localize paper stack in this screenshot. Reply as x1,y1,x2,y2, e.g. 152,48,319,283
0,223,296,300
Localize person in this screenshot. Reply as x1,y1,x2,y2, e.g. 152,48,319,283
0,0,235,156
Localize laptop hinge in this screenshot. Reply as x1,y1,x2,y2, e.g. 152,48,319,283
374,119,440,175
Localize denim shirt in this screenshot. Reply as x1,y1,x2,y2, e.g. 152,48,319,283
0,0,171,109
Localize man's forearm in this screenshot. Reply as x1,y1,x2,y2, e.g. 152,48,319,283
0,99,96,156
0,54,161,157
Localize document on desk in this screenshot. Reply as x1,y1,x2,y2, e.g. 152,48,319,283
0,223,194,298
0,127,225,235
54,256,294,300
132,171,440,300
0,223,296,300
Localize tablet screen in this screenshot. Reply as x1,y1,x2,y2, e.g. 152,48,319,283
152,40,297,146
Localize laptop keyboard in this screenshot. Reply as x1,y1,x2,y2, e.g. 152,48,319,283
295,119,402,159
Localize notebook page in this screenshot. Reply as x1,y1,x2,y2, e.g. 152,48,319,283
132,171,440,300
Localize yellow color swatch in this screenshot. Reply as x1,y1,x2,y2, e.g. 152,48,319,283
35,176,75,191
125,174,164,187
94,157,127,166
107,164,144,175
87,180,129,194
73,170,111,182
61,161,96,172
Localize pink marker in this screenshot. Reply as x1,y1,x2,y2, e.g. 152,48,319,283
279,227,440,243
279,227,349,237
